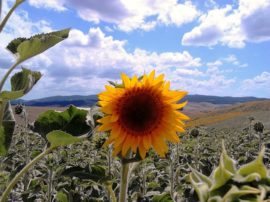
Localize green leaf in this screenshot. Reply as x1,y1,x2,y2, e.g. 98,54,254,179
152,192,173,202
61,165,110,184
33,105,91,137
46,130,81,149
0,102,15,156
210,144,236,191
237,147,267,179
7,28,70,63
56,191,68,202
222,186,260,201
11,67,41,95
0,90,24,100
233,173,262,183
189,166,212,187
189,172,209,202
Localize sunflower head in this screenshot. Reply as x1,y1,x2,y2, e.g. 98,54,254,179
97,70,189,159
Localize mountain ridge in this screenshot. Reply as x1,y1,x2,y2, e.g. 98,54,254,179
11,94,269,107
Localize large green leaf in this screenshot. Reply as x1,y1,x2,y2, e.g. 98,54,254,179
11,67,41,94
237,147,267,179
0,102,15,155
152,193,173,202
0,90,24,100
33,105,91,137
6,28,70,63
61,164,110,184
210,144,236,191
46,130,81,149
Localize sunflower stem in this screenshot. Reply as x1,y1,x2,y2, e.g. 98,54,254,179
0,147,53,202
119,161,130,202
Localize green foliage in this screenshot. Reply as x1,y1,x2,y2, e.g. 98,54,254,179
152,192,173,202
254,122,264,133
46,130,81,149
33,105,91,137
189,145,270,202
56,191,68,202
7,29,70,63
61,164,111,184
190,128,200,138
0,68,41,101
0,102,15,155
11,68,41,94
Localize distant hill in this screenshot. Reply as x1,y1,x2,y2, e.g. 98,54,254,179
11,94,268,107
187,100,270,130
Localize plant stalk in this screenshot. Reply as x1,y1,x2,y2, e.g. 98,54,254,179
0,61,20,92
0,0,2,19
47,166,53,202
119,162,130,202
105,184,117,202
0,147,53,202
0,0,25,33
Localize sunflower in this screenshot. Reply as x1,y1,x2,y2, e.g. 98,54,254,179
97,70,189,159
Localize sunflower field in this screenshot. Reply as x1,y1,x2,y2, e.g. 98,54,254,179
1,1,270,202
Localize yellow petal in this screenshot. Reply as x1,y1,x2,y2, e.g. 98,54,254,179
164,81,170,91
110,125,121,139
174,111,190,121
172,101,188,109
111,113,119,122
122,136,131,157
138,143,147,159
151,136,166,157
130,75,138,87
143,135,151,150
114,132,127,148
97,116,111,124
154,74,165,85
148,70,155,83
121,73,131,88
97,122,114,132
103,136,115,147
105,85,117,93
112,145,122,157
165,91,188,102
163,131,180,143
100,104,113,114
98,94,113,101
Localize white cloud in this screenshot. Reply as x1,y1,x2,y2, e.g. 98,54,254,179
13,27,203,99
0,0,52,69
243,72,270,87
182,0,270,48
175,68,204,77
241,72,270,97
207,60,223,67
222,54,248,67
168,73,235,95
29,0,66,11
28,0,200,32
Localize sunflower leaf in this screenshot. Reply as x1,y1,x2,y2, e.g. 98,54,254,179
33,105,90,137
46,130,81,149
7,28,70,63
11,67,41,94
237,147,267,179
152,192,173,202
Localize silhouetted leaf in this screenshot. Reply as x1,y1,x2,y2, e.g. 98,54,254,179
33,105,90,137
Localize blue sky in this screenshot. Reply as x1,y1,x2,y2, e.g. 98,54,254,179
0,0,270,99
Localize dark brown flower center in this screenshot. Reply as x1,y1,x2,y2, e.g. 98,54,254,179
117,88,163,134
